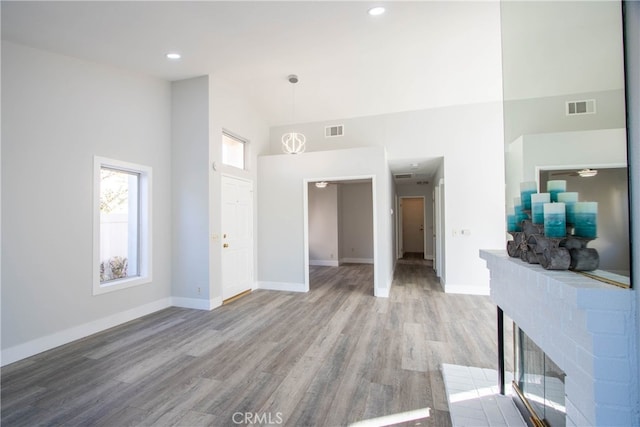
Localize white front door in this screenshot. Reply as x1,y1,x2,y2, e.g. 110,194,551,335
221,175,254,301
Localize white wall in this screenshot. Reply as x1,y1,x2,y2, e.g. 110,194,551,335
1,42,173,362
308,183,339,266
340,182,373,263
503,89,626,145
269,102,505,294
257,147,392,296
171,75,270,309
171,77,211,306
207,76,270,301
506,128,628,203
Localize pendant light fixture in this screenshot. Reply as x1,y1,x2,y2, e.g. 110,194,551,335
282,74,306,154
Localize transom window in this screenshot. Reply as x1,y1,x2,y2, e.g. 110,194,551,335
222,131,247,170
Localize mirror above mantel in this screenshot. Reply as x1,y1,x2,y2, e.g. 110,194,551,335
500,0,630,287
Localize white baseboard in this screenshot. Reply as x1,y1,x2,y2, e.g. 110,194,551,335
444,283,490,296
374,287,390,298
340,257,374,264
309,260,339,267
1,297,172,367
172,296,223,311
257,281,308,293
425,255,434,260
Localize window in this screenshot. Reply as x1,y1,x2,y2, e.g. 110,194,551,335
93,157,152,295
222,131,246,170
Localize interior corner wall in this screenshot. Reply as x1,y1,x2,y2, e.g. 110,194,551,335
1,41,173,362
257,147,392,295
171,76,211,304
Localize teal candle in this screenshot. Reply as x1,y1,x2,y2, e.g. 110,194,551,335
543,202,566,238
507,206,520,232
547,180,567,202
520,181,537,210
514,197,527,224
531,193,550,224
574,202,597,238
557,192,579,225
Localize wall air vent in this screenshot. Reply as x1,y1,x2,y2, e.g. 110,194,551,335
325,124,344,138
394,173,413,179
566,99,596,116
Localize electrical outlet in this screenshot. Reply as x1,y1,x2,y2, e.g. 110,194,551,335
197,287,201,295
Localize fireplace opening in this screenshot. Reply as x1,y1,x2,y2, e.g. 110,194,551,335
513,326,566,427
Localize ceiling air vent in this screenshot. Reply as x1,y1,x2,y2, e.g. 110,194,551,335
394,173,413,179
566,99,596,116
325,124,344,138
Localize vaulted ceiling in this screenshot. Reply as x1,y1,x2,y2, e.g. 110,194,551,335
1,1,504,127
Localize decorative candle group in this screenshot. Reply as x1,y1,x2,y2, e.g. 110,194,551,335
508,179,598,240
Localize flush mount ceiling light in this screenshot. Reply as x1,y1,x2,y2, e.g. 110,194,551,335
165,52,181,60
368,6,386,16
315,181,328,189
282,74,306,154
578,168,598,177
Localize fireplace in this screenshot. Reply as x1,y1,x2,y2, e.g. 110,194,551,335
513,326,566,427
480,250,636,426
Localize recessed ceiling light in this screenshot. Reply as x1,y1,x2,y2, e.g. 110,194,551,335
166,53,181,60
368,6,385,16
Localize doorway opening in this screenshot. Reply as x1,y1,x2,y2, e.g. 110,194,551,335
304,177,376,295
399,196,426,262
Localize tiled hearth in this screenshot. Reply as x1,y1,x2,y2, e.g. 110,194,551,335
480,250,637,426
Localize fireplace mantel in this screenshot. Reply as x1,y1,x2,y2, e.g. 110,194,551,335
480,249,637,426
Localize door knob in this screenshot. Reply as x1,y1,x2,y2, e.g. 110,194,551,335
223,243,229,248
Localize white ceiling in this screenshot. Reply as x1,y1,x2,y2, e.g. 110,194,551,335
1,1,505,181
1,1,503,129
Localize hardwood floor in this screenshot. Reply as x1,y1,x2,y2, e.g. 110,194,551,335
1,263,506,426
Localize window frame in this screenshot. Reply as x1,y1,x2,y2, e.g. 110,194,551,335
93,156,152,295
221,130,248,170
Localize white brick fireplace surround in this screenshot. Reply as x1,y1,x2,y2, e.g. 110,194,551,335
480,250,638,426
